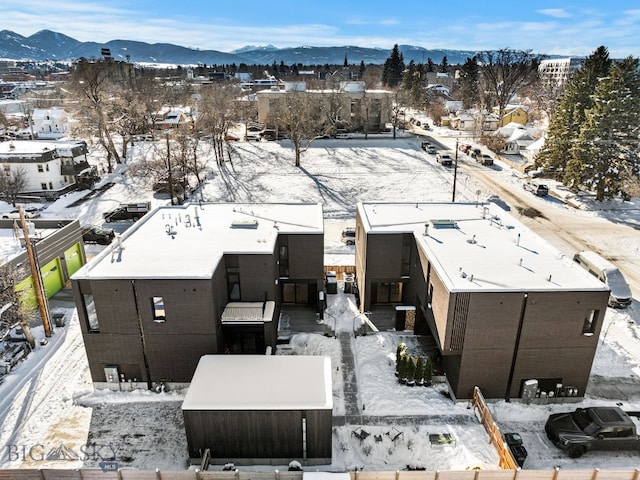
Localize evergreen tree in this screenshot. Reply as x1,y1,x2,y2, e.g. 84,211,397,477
438,55,449,74
458,55,480,109
423,357,433,385
359,60,366,79
426,58,435,73
415,356,424,384
537,46,612,175
382,44,405,87
566,57,640,200
344,53,348,67
406,355,416,384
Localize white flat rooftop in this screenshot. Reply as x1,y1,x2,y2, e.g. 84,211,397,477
73,203,323,280
357,202,609,293
182,355,333,411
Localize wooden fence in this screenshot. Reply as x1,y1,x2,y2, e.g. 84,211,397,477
1,468,640,480
471,386,519,470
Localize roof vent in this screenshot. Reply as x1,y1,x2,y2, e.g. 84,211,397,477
231,219,259,229
430,219,457,228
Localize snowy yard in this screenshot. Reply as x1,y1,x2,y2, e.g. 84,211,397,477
2,133,640,472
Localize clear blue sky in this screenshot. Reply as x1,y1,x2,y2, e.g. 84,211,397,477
3,0,639,57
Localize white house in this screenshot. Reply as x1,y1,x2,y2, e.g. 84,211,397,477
0,140,96,198
32,108,70,139
496,123,537,155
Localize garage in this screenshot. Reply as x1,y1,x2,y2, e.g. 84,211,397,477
182,354,333,465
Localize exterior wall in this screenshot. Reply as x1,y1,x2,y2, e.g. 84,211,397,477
440,288,608,400
355,219,610,400
500,108,528,127
73,230,324,385
74,277,218,384
183,408,332,461
257,89,392,132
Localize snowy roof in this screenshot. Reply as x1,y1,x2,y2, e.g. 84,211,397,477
73,202,324,280
181,355,333,411
357,202,610,293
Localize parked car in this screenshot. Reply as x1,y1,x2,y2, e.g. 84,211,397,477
82,226,115,245
470,148,482,160
523,181,549,196
245,133,262,141
103,202,151,222
260,129,277,141
545,406,640,458
341,227,356,245
458,144,472,154
1,208,40,219
427,145,436,154
336,133,353,139
420,141,431,151
573,250,632,308
225,133,240,141
436,152,453,166
477,154,494,166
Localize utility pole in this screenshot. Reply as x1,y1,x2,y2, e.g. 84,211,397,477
19,207,52,337
452,137,459,202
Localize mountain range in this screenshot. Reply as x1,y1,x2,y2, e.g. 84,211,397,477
0,29,481,66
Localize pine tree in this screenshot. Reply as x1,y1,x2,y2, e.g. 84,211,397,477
382,44,405,87
406,355,416,385
423,357,433,386
458,55,480,109
344,53,348,67
537,46,611,175
438,55,449,74
415,356,424,384
567,57,640,200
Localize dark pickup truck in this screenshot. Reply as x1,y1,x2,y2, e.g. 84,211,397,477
82,226,115,245
545,406,640,458
103,202,151,222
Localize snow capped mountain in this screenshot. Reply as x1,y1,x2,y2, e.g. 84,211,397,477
0,29,480,65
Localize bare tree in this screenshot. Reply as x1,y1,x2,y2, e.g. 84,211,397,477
476,49,542,122
196,83,239,166
69,58,123,171
0,166,28,207
268,90,328,167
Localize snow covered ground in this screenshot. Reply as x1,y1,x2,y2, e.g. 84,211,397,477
1,132,640,472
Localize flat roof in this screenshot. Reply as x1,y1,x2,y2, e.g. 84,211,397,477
73,203,323,280
182,355,333,411
357,202,609,293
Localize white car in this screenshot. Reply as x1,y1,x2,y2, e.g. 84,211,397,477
1,209,40,219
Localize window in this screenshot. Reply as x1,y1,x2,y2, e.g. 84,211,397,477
152,296,165,322
279,245,289,277
49,182,53,190
41,183,47,190
37,164,44,172
227,267,240,301
46,164,50,172
82,294,99,332
582,309,599,335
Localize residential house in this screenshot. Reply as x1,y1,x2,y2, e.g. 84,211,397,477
353,202,609,400
153,107,193,129
498,105,528,127
449,110,500,132
0,140,97,198
496,123,537,155
71,203,325,391
32,108,70,139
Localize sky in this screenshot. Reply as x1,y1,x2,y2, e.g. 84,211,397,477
2,0,640,58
